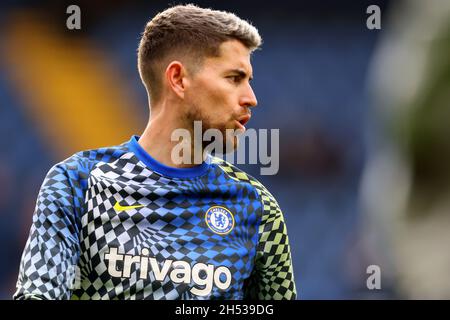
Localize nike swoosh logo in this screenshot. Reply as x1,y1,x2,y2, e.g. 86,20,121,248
114,201,145,212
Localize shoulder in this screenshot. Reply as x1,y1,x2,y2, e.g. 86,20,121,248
45,142,130,185
210,156,280,208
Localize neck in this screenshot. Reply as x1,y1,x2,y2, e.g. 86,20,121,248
138,102,205,168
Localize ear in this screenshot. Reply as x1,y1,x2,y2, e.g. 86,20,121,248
165,61,188,99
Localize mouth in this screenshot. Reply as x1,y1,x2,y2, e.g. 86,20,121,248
236,114,251,131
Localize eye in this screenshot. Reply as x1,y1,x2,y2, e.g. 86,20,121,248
227,75,242,84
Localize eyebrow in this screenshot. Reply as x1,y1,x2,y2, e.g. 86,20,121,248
229,69,253,80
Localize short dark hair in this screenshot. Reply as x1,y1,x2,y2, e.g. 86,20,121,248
137,4,262,103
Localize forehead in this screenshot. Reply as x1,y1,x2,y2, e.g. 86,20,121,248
203,40,253,74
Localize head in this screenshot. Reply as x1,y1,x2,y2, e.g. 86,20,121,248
137,4,261,151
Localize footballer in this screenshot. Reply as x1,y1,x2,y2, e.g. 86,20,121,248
14,4,297,300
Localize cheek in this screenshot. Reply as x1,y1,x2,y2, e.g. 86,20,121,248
203,86,229,106
189,77,238,126
199,87,234,116
196,75,232,101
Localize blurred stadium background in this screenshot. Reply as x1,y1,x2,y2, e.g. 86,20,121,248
1,0,449,299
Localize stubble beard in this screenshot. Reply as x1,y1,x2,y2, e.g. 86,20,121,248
185,105,238,155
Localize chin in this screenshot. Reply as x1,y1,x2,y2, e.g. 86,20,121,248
201,124,239,156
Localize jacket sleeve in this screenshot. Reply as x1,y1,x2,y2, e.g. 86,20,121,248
244,184,297,300
14,163,81,300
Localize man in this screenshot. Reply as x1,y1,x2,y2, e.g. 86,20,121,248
14,4,297,300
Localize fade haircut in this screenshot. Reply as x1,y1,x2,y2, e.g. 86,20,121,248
137,4,262,103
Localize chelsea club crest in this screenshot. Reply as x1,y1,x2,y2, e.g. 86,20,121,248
205,206,235,235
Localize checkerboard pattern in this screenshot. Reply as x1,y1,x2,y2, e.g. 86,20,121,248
212,158,297,300
14,138,296,300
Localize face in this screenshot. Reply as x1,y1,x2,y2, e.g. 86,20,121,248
183,39,258,152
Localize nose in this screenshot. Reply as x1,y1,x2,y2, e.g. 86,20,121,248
239,83,258,108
